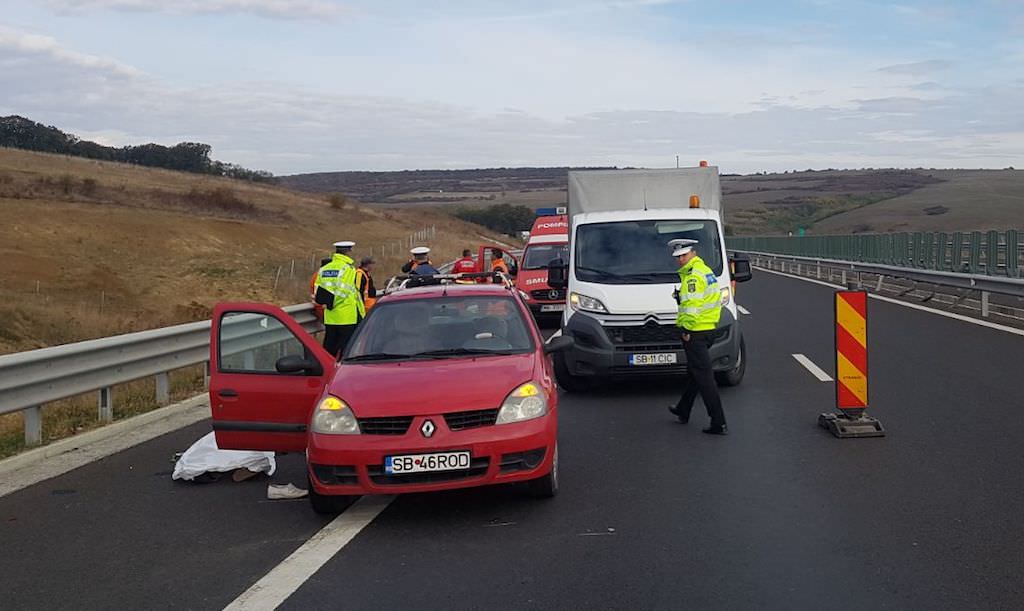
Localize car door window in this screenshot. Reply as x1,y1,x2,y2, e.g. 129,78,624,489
218,311,309,374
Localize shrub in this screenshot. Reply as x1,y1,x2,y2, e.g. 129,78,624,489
186,187,257,216
327,193,349,210
81,178,98,197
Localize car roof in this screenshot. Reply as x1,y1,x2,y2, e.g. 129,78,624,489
379,282,515,303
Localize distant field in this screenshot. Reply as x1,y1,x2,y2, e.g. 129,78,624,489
281,166,1024,236
0,147,504,354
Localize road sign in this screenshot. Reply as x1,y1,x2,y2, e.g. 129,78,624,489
819,290,885,438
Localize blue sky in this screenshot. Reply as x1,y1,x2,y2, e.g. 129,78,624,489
1,1,1022,174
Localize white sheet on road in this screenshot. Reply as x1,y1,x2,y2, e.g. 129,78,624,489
171,432,276,481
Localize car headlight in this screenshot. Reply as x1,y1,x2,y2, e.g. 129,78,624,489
720,287,731,306
311,395,360,435
569,292,608,313
496,382,548,424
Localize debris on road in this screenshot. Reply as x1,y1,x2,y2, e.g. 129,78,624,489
171,432,276,482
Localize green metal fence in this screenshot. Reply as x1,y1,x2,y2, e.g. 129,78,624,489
726,230,1024,277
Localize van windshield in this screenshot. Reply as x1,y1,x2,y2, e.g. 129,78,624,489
575,220,723,284
523,244,569,270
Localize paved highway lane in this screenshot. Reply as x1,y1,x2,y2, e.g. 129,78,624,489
3,271,1024,610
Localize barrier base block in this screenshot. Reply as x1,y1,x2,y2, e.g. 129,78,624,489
818,412,885,438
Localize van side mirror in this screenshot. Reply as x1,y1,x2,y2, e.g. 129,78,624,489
547,258,568,289
275,354,323,375
730,253,753,283
544,335,575,354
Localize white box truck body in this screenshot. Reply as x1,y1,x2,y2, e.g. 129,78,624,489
551,166,747,390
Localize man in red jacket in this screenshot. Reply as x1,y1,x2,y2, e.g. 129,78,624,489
452,249,477,274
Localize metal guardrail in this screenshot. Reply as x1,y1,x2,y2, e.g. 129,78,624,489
746,251,1024,322
0,304,320,446
727,230,1023,278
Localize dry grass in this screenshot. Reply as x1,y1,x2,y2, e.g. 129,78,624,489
0,147,507,456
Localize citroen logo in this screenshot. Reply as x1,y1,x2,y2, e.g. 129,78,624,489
420,420,436,438
548,289,560,300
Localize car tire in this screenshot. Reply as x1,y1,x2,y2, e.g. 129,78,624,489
553,351,592,392
527,444,559,498
308,478,355,515
715,337,746,387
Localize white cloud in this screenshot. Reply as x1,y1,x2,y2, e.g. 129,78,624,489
877,59,953,76
45,0,347,20
0,25,140,76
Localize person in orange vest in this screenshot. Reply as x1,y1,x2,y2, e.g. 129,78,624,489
355,257,378,311
310,257,332,322
490,248,510,282
452,249,477,274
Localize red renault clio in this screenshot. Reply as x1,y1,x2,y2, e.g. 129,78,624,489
208,276,573,513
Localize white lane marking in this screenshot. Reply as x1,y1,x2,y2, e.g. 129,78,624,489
737,305,751,315
225,495,395,610
792,354,833,382
756,266,1024,338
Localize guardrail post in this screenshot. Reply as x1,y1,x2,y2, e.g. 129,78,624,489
841,270,847,286
155,372,170,406
243,351,255,370
876,275,884,291
982,291,990,318
24,406,42,446
204,361,211,389
98,387,113,423
817,262,822,279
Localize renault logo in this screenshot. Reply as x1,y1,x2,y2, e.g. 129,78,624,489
420,420,436,438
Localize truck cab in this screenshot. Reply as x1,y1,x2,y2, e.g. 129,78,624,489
517,211,569,320
547,166,752,391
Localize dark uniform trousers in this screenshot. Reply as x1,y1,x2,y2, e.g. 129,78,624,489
675,329,726,428
322,312,363,359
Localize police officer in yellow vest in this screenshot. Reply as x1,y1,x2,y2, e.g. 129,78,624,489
314,241,365,357
667,239,727,435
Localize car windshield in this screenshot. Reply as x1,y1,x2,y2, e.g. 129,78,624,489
344,296,535,361
522,244,569,270
575,220,723,284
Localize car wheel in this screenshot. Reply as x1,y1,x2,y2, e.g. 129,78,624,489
715,337,746,387
553,351,592,392
308,477,356,515
527,444,559,498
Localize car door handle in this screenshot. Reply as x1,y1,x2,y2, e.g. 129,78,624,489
218,389,239,398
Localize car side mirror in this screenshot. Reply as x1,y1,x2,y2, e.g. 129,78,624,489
730,253,753,283
544,335,574,354
547,258,568,289
275,354,323,376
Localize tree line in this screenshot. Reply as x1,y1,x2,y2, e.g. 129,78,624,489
0,115,273,182
454,203,536,235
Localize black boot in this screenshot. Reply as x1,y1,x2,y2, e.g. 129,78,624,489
702,425,728,435
668,405,688,423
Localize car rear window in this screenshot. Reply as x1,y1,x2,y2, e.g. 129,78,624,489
344,296,535,360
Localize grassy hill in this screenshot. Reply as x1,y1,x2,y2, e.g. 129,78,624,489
0,147,504,354
281,166,1024,236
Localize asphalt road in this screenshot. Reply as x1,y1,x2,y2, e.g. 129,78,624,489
3,271,1023,610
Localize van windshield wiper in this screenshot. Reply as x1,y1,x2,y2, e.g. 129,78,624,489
575,266,622,279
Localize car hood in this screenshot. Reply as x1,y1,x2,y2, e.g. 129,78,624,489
329,353,537,416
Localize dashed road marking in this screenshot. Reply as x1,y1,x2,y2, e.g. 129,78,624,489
737,305,751,315
792,354,833,382
224,495,395,610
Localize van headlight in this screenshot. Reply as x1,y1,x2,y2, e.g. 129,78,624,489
569,292,608,313
496,382,548,424
311,396,360,435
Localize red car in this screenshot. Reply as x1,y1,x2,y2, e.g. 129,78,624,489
208,278,574,513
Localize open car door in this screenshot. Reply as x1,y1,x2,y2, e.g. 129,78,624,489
209,302,335,452
477,245,520,279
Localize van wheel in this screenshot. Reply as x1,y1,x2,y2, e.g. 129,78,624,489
715,337,746,387
527,445,559,498
308,478,355,515
554,351,592,392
